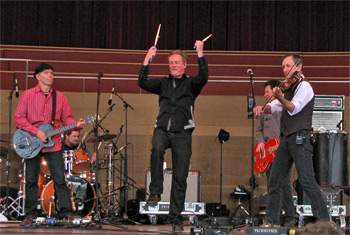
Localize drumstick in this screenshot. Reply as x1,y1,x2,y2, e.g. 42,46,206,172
194,34,212,49
77,132,88,150
150,24,161,63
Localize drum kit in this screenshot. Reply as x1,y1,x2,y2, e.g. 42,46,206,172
4,133,128,220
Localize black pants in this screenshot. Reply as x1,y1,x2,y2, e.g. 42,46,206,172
266,130,329,225
25,150,72,218
149,128,192,223
266,162,295,223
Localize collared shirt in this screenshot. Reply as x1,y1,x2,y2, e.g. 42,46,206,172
268,81,314,116
255,112,281,144
15,85,76,153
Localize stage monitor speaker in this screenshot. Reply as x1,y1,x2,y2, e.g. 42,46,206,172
145,169,200,202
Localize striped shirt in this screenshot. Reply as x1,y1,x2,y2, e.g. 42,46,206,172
14,85,76,153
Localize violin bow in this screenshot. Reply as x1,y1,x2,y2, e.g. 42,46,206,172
150,24,161,63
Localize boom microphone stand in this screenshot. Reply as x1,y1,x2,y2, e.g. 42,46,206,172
247,69,256,225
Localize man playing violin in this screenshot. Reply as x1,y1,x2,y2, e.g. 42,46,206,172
254,80,295,227
254,54,329,226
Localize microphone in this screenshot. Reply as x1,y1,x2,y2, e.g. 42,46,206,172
14,73,19,98
119,123,125,133
247,69,254,77
107,102,117,111
108,84,115,105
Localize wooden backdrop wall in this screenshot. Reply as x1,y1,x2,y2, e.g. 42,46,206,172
1,0,349,52
0,45,349,216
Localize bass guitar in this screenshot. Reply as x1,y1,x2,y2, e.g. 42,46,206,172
13,115,97,159
253,138,280,174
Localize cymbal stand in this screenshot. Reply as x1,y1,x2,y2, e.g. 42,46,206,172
113,92,134,222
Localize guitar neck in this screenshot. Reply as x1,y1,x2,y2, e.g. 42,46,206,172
46,122,78,138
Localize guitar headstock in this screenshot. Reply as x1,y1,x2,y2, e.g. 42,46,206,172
84,115,100,124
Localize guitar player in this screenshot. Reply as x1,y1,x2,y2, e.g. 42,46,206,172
254,80,295,227
14,63,85,227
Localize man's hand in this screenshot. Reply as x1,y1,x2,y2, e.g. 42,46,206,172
273,87,283,99
253,105,264,117
255,143,265,153
143,46,157,65
90,152,96,163
36,129,47,143
77,118,85,129
194,40,204,57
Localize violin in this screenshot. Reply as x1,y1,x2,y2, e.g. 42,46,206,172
260,71,305,112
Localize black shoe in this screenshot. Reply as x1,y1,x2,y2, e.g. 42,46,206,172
172,220,184,232
19,216,34,227
146,194,161,206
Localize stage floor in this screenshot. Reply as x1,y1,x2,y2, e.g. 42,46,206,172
0,221,306,235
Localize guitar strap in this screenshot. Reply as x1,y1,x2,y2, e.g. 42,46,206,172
51,89,56,126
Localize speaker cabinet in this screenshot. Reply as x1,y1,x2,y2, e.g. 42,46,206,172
145,169,200,202
297,187,343,206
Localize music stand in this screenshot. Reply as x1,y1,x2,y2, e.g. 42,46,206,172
218,129,229,216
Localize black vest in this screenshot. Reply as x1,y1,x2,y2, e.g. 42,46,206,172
280,81,314,136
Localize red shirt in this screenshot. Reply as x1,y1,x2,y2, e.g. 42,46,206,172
14,85,76,153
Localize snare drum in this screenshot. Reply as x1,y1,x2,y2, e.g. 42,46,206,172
72,150,90,174
75,171,95,183
40,176,96,218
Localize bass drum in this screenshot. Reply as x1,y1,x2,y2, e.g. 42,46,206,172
312,131,349,187
40,176,96,218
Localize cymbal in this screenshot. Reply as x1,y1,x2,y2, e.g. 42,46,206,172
87,134,117,143
0,146,21,162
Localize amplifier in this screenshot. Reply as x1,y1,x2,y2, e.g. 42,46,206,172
145,169,200,202
139,201,205,215
296,205,346,216
314,95,344,110
312,95,345,132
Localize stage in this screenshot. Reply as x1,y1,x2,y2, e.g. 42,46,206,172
0,220,309,235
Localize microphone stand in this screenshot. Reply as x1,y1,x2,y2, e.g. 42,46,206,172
4,76,17,217
247,71,256,225
112,92,135,223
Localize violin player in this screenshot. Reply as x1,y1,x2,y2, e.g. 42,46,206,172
253,54,329,227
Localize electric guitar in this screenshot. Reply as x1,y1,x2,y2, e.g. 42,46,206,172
13,115,97,159
253,138,280,174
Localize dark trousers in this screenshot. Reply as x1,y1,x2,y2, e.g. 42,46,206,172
266,130,329,225
25,150,72,218
149,128,192,223
266,162,295,223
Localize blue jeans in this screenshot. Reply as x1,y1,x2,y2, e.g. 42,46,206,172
266,130,329,225
149,128,192,223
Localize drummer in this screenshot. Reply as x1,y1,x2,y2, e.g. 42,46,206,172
62,129,96,163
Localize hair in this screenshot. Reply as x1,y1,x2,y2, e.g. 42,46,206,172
264,79,281,89
303,221,344,235
282,53,303,66
63,128,80,137
34,63,54,79
168,49,188,64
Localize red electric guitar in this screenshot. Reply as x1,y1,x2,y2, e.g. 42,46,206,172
253,138,280,174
